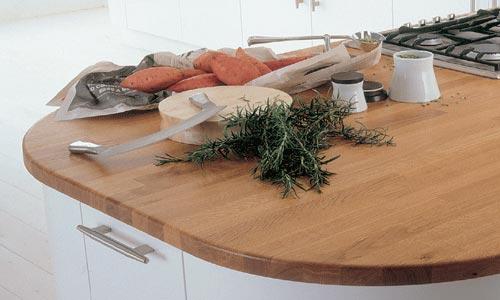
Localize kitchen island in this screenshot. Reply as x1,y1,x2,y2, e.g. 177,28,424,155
23,49,500,299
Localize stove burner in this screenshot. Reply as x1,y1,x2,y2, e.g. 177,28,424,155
382,9,500,78
466,44,500,61
418,33,443,46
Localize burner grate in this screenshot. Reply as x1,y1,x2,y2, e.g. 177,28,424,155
383,9,500,78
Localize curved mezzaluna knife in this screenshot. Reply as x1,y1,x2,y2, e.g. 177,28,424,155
68,93,226,157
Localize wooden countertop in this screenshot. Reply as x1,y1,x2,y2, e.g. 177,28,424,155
23,50,500,286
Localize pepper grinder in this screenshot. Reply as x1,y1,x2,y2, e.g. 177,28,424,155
331,72,367,113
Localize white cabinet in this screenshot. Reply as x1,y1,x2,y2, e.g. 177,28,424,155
312,0,393,36
44,187,91,300
310,0,393,47
124,0,182,40
393,0,470,27
109,0,494,53
44,187,186,300
81,203,186,300
240,0,313,53
180,0,242,49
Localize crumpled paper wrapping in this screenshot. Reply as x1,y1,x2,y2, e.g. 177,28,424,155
49,43,381,120
245,42,382,94
50,52,192,121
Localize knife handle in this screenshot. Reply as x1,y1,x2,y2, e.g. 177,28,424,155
68,141,103,155
189,93,212,109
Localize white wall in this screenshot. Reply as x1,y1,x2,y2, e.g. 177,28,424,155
0,0,106,23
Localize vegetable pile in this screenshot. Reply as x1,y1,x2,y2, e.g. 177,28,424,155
156,95,394,197
119,48,312,94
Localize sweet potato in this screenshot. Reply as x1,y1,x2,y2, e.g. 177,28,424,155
235,47,271,76
167,74,223,92
211,55,261,85
193,51,228,72
263,55,314,71
180,69,206,79
120,67,183,93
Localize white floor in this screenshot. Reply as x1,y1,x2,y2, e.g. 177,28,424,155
0,8,189,300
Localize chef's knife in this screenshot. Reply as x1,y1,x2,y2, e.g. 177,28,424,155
68,93,226,157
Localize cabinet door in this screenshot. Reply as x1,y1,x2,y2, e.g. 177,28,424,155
393,0,470,27
81,204,185,300
44,187,91,300
312,0,393,40
125,0,181,40
180,0,243,49
241,0,313,53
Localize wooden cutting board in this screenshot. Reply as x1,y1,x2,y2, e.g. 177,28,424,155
158,86,293,145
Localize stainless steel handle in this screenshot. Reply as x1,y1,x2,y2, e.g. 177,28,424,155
248,34,350,45
77,225,154,264
295,0,303,8
68,141,104,155
68,93,225,157
248,35,327,45
470,0,476,12
311,0,320,12
248,34,351,51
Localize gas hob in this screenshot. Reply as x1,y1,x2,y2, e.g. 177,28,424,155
382,9,500,79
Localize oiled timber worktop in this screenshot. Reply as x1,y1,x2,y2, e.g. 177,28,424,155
23,48,500,286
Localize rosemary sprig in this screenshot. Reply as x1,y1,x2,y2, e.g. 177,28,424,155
156,95,394,197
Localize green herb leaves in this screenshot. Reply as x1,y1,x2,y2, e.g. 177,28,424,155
156,96,393,197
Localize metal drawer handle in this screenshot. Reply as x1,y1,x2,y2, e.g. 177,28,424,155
77,225,154,264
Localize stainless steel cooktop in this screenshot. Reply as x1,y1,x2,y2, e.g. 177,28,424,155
382,9,500,79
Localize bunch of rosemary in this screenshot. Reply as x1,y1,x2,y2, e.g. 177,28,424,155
156,95,393,197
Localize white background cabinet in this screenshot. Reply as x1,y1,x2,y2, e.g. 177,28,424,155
312,0,394,34
125,0,182,40
310,0,393,46
180,0,242,49
240,0,313,53
109,0,492,53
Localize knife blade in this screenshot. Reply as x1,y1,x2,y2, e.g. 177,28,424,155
68,93,226,157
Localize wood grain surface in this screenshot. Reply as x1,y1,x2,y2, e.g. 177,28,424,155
23,47,500,286
159,86,292,145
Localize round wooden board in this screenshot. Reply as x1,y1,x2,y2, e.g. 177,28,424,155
158,86,293,145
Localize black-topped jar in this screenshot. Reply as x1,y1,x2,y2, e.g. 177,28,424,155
331,71,367,113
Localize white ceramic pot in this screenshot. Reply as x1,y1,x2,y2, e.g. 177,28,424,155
389,50,441,103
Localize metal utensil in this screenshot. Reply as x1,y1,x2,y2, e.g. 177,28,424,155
247,31,385,52
68,93,226,157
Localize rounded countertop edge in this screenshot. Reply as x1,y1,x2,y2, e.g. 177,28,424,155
21,115,500,286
